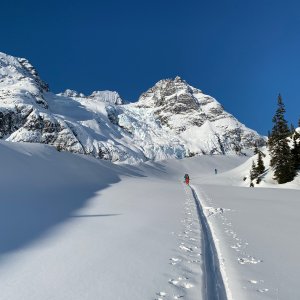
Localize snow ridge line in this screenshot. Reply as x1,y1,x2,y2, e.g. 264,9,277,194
190,186,228,300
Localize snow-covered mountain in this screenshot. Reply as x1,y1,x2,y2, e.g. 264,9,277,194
0,52,265,163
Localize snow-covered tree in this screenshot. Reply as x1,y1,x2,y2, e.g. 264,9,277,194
250,160,258,181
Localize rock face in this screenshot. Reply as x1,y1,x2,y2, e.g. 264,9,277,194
133,76,265,155
0,52,265,163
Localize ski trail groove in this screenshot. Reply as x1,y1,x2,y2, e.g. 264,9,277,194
190,186,228,300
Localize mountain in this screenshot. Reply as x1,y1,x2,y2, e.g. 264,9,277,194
0,52,265,163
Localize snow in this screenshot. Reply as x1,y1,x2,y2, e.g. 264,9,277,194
0,139,299,299
1,51,298,299
180,121,222,154
202,148,300,190
0,51,265,162
193,185,300,299
0,141,204,299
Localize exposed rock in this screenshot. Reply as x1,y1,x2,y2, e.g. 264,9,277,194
0,51,266,163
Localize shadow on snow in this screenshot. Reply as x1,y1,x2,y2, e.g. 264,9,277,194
0,142,147,256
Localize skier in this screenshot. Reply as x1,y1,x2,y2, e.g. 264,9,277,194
184,174,190,185
215,168,218,175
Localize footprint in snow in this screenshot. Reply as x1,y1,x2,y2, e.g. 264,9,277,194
238,257,262,264
169,277,193,289
248,280,258,284
169,279,179,286
170,257,182,265
257,288,269,293
182,282,194,289
231,243,242,251
179,244,193,252
156,291,167,297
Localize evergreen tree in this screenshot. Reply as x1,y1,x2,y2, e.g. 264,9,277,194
269,94,290,149
269,94,296,183
291,131,300,170
250,160,258,181
256,151,265,175
253,144,259,155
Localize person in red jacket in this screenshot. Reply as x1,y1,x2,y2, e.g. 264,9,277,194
184,174,190,185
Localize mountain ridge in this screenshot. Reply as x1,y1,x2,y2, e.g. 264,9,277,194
0,51,265,163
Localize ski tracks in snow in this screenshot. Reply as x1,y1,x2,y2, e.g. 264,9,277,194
197,188,270,297
155,183,202,300
190,186,228,300
155,183,230,300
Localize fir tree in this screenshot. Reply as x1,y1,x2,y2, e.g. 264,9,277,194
269,94,296,183
256,151,265,175
291,131,300,170
269,94,290,148
253,144,259,155
250,160,258,181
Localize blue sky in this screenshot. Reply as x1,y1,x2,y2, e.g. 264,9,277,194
0,0,299,134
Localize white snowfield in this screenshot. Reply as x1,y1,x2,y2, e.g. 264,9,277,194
0,141,299,300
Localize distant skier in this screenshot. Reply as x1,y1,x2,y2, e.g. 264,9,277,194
215,168,218,175
184,174,190,185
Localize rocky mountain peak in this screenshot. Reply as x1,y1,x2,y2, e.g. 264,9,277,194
137,77,200,111
0,52,48,109
0,52,266,163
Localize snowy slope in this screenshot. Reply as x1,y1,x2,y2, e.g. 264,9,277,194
0,140,246,300
200,141,300,189
0,52,265,163
1,140,299,299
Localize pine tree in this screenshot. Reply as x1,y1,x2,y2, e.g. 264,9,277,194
256,151,265,175
272,138,295,183
291,131,300,170
269,94,290,149
269,94,296,183
250,160,258,181
296,141,300,169
253,144,259,155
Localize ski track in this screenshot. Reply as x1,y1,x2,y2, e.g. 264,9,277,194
190,185,228,300
155,182,229,300
155,183,201,300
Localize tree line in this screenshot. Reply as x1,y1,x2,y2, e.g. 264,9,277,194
250,94,300,184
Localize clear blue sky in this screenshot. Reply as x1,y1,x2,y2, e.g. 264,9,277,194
1,0,299,134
